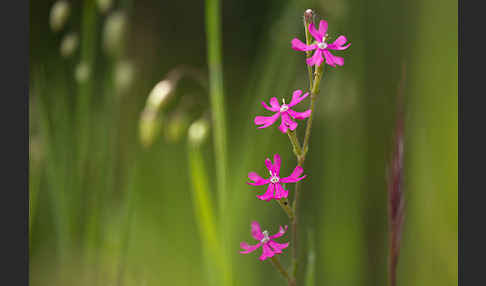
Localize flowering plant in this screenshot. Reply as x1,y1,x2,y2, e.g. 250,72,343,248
239,9,350,286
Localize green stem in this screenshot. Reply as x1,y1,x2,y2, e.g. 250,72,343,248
277,197,294,220
287,130,303,159
270,256,294,285
304,18,313,90
205,0,231,285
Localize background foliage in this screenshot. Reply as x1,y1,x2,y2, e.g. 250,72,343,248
29,0,457,285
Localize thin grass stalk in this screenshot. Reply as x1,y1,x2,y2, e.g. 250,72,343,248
204,0,232,284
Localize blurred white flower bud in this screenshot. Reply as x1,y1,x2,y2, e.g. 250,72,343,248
115,60,135,94
188,118,210,146
60,32,78,58
75,61,91,83
103,11,127,57
96,0,113,14
50,1,70,32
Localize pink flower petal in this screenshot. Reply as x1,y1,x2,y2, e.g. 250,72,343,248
318,20,328,36
240,241,262,254
270,225,288,239
257,183,275,201
251,221,264,240
254,112,281,129
259,244,275,261
247,172,270,186
274,183,288,200
261,97,281,112
288,90,309,107
291,38,317,52
273,154,281,176
287,109,311,120
281,113,298,131
265,157,273,173
327,35,351,50
268,241,289,253
281,166,306,183
323,50,343,67
278,121,288,133
306,49,324,67
308,22,323,42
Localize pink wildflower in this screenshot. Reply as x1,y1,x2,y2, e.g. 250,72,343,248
240,221,289,261
254,90,311,133
247,154,306,201
291,20,350,67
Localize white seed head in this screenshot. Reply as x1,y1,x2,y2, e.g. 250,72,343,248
147,80,173,110
103,11,126,57
97,0,113,14
139,109,161,148
60,32,78,58
74,62,91,83
115,60,135,93
50,1,70,32
188,118,210,146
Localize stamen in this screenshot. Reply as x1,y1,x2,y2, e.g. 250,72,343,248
270,175,280,184
318,42,327,50
261,230,270,243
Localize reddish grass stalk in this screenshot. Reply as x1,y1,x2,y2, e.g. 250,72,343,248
387,64,407,286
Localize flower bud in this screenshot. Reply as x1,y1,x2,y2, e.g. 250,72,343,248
139,109,162,148
304,9,313,22
103,11,127,58
115,60,135,94
188,118,210,147
50,1,70,32
96,0,113,14
75,61,91,83
60,32,78,58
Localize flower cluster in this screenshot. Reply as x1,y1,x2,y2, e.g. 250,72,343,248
240,15,349,267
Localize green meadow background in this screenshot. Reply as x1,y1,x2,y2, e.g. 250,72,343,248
29,0,457,285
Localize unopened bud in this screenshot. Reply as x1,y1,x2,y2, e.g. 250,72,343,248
96,0,113,14
115,60,135,94
188,118,210,146
60,32,78,58
166,113,190,143
50,1,70,32
304,9,313,24
103,11,126,57
75,61,91,83
139,109,162,148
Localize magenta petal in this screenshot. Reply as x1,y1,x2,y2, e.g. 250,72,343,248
291,38,317,52
282,113,298,131
251,221,264,240
270,225,288,239
273,154,281,176
265,158,273,173
323,50,337,67
307,49,323,67
262,97,280,112
327,35,351,50
254,112,281,128
247,172,270,186
240,241,261,254
281,166,306,183
289,89,309,107
259,244,275,261
308,22,323,42
274,183,288,200
318,20,328,36
278,120,288,133
257,183,275,201
268,241,289,253
287,109,311,119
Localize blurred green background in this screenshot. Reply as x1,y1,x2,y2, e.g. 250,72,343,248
29,0,457,285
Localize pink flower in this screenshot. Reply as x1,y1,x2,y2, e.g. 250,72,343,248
240,221,289,261
291,20,350,67
254,90,311,133
247,154,306,201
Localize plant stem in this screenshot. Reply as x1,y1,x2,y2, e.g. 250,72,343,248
270,256,294,285
304,16,313,90
205,0,231,285
287,130,303,159
277,197,294,220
